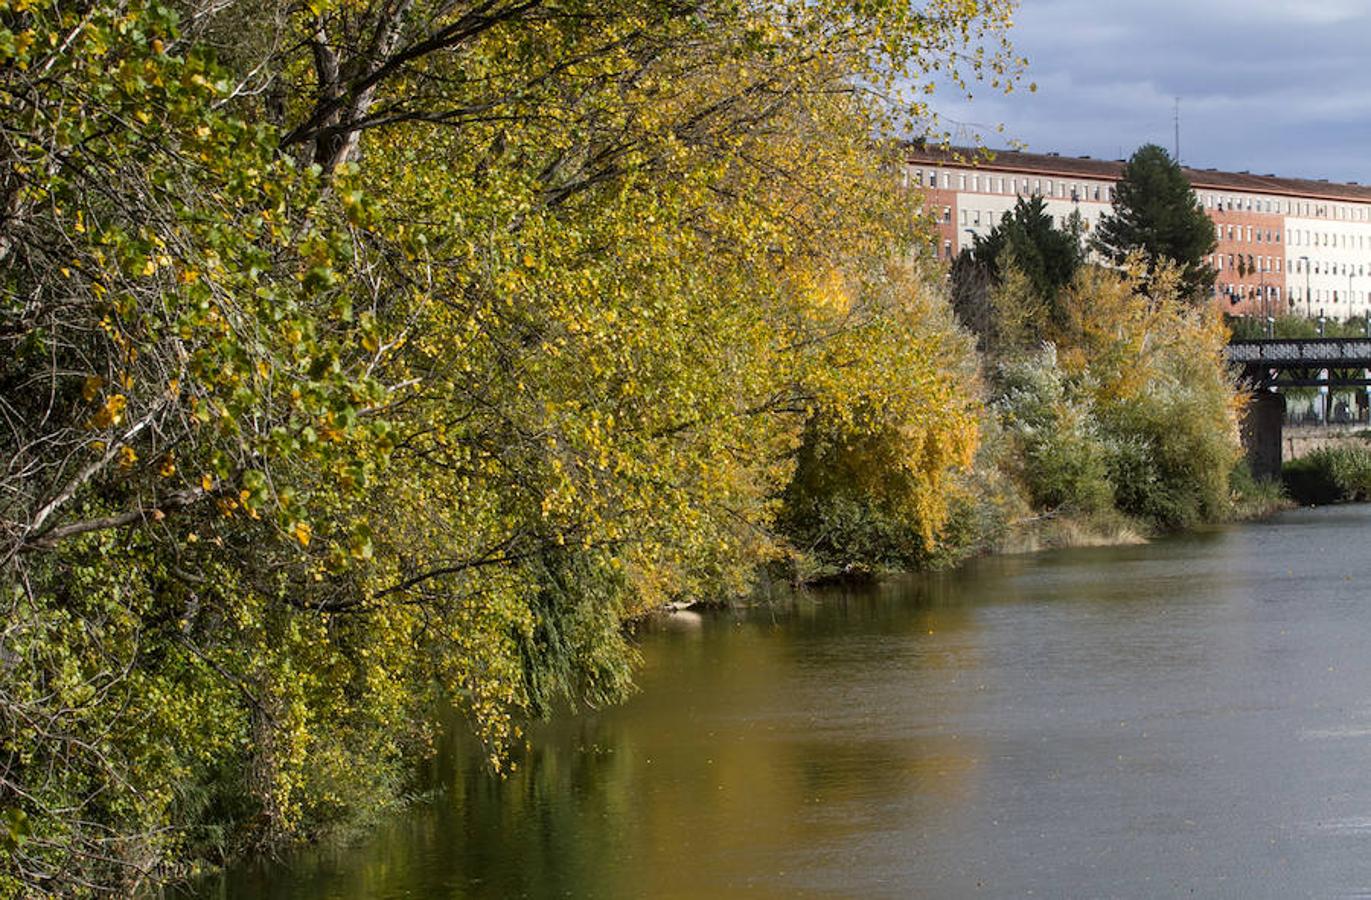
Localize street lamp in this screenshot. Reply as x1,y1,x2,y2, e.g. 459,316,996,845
1300,255,1311,318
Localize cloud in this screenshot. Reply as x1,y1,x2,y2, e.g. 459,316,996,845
926,0,1370,183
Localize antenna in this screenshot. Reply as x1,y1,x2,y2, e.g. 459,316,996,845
1174,97,1181,163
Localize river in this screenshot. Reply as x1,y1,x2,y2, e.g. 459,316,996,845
196,505,1371,898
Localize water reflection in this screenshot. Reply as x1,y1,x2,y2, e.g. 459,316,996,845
199,506,1371,898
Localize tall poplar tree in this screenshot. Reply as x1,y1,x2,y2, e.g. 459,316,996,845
1092,144,1217,300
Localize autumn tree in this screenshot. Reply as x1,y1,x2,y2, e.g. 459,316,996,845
0,0,1025,892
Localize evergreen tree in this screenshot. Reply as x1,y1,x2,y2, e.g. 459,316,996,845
1092,144,1217,300
968,194,1084,307
951,194,1083,350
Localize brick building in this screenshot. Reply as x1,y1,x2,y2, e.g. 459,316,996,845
907,146,1371,319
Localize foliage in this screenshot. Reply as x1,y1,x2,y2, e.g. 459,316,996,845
0,0,1025,893
950,194,1089,358
1058,262,1243,528
1227,460,1291,519
1227,313,1371,340
985,260,1243,535
994,346,1114,515
1092,144,1217,301
957,194,1083,330
1283,446,1371,505
779,265,982,577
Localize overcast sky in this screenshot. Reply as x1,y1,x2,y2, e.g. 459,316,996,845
928,0,1370,184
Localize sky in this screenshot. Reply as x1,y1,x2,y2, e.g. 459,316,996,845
928,0,1371,184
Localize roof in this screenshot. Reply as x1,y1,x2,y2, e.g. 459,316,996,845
905,144,1371,204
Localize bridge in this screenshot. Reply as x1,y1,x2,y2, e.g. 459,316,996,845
1226,338,1371,478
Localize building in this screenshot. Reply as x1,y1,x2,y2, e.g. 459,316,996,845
907,146,1371,319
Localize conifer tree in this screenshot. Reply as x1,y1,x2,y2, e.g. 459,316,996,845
1093,144,1217,300
952,194,1083,351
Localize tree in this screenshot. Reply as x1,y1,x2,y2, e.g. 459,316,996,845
951,194,1083,352
1092,144,1217,300
0,0,1026,892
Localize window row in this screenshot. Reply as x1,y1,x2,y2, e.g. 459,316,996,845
1219,224,1280,244
1213,254,1282,274
1288,230,1371,251
1289,260,1368,277
1217,283,1281,303
911,168,1114,203
1202,193,1371,222
1289,287,1370,305
1212,224,1371,251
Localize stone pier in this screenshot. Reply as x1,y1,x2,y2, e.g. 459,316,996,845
1240,391,1285,480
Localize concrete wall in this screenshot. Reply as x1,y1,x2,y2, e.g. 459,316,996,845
1283,422,1371,461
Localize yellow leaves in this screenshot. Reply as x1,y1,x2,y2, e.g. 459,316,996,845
87,393,127,429
81,374,104,402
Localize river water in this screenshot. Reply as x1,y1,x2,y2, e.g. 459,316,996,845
198,506,1371,898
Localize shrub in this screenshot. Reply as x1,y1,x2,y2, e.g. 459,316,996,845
1284,446,1371,504
994,346,1115,515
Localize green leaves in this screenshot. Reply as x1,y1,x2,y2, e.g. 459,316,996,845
0,0,1028,892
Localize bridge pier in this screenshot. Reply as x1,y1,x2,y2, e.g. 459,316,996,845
1241,391,1285,481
